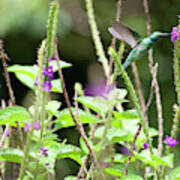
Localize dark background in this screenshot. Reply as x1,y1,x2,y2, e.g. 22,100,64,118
0,0,179,178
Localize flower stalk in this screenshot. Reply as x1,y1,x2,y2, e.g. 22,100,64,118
109,47,153,153
85,0,109,78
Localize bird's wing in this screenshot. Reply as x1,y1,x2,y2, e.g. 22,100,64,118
108,22,140,48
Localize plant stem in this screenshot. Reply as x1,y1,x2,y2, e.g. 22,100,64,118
109,47,153,153
143,0,164,159
107,0,123,86
40,92,47,139
161,24,180,179
55,43,105,180
85,0,109,78
124,124,142,176
18,130,33,180
46,1,57,68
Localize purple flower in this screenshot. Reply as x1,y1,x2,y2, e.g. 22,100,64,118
45,162,50,168
164,135,178,147
171,27,179,42
42,81,52,92
42,66,54,80
42,67,48,77
24,122,30,132
49,56,56,62
5,129,10,137
40,147,48,156
84,82,113,98
47,65,54,80
33,121,41,131
34,76,39,86
143,142,148,149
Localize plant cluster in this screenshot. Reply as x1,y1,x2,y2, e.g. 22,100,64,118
0,0,179,180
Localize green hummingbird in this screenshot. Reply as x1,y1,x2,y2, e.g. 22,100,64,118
108,22,170,70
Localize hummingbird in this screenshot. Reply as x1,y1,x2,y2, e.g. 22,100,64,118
108,22,170,70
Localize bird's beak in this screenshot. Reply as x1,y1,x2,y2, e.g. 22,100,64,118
160,33,171,37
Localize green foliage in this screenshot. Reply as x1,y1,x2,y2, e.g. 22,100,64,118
65,176,81,180
0,106,31,126
103,163,137,177
54,108,102,129
169,167,180,180
0,0,179,179
56,144,82,165
94,126,132,144
119,175,144,180
80,137,93,155
77,88,127,117
45,100,61,115
134,149,174,170
8,59,71,93
0,148,24,163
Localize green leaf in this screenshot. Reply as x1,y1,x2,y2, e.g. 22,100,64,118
8,65,36,75
80,137,93,155
65,176,83,180
36,172,48,180
49,59,72,71
0,148,24,163
136,127,158,150
94,126,132,144
8,65,37,90
64,177,76,180
51,79,62,93
107,88,127,100
54,108,102,129
46,100,61,114
0,106,31,126
56,144,82,165
112,110,139,128
113,153,129,163
153,153,174,168
107,127,132,143
8,63,69,93
113,110,138,120
169,167,180,180
134,149,174,169
104,163,137,177
120,175,143,180
24,171,34,180
77,96,111,117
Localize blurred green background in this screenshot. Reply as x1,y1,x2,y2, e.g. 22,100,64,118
0,0,180,179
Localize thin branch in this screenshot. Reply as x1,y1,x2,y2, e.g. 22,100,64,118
0,40,15,106
131,62,149,128
0,40,23,145
106,0,123,86
0,100,9,149
0,40,23,179
74,90,88,180
77,156,88,180
124,124,142,176
54,42,105,180
144,64,158,114
143,0,164,159
77,123,97,179
0,125,9,149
